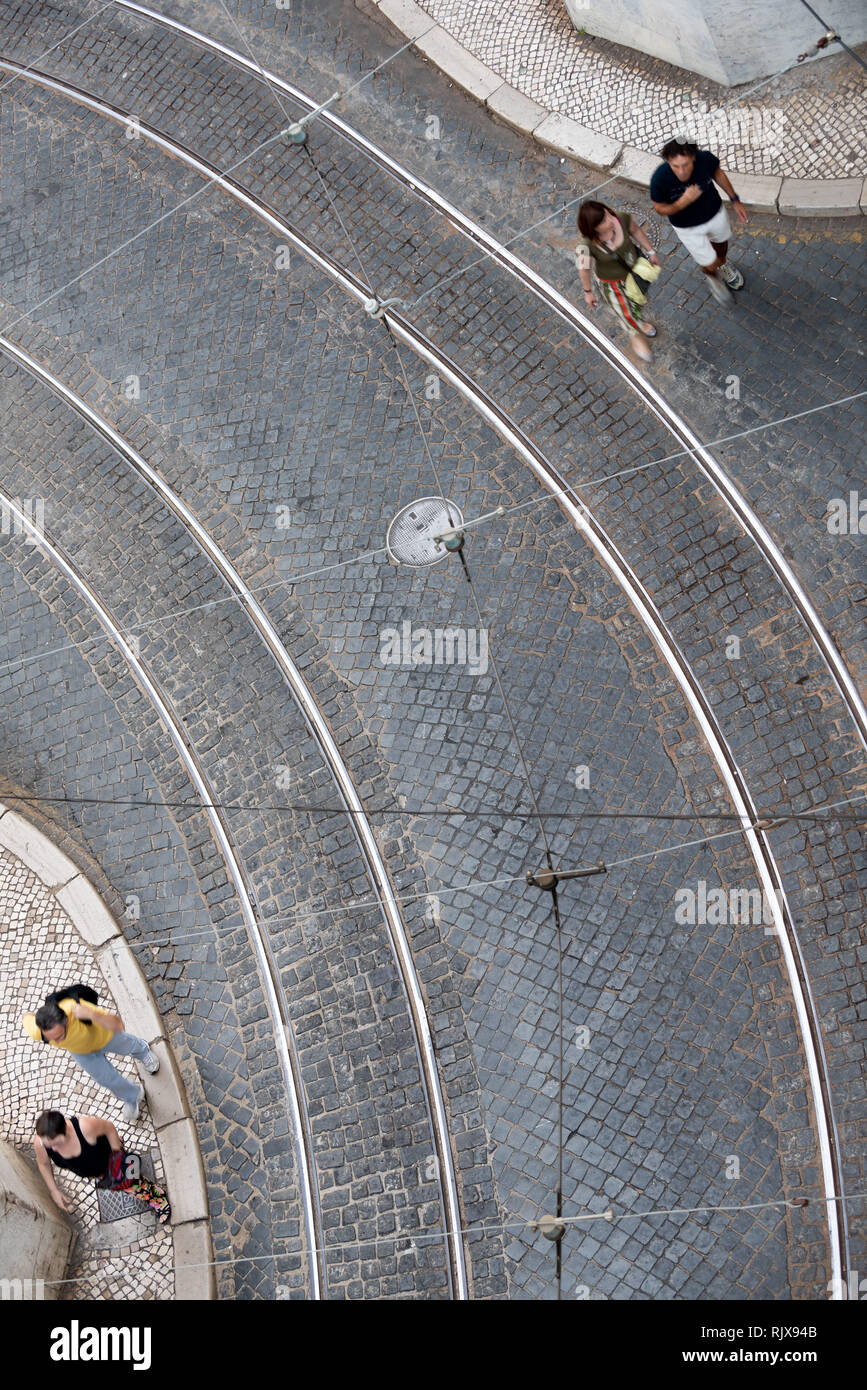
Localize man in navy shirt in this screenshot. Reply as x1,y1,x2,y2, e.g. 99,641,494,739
650,140,748,303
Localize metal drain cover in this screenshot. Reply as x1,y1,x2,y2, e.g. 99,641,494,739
386,496,463,568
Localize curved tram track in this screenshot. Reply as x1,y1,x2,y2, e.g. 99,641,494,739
0,333,469,1301
105,0,867,755
0,39,857,1295
0,481,328,1298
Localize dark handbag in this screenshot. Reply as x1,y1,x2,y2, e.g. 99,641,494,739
105,1151,144,1187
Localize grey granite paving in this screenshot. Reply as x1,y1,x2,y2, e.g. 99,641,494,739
0,0,862,1300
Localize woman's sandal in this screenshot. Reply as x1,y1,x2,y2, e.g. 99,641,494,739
149,1196,171,1225
639,322,657,337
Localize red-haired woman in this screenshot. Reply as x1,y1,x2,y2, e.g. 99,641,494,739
575,201,661,362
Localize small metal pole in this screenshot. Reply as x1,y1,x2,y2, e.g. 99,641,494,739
432,505,506,553
281,91,341,145
526,862,607,889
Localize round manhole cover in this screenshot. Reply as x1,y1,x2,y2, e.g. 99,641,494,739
386,496,463,567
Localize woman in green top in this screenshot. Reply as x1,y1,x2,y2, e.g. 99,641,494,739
575,200,662,362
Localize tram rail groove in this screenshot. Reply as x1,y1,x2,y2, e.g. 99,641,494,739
0,483,326,1301
0,52,850,1295
95,0,867,757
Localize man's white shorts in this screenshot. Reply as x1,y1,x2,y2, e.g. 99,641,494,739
672,205,732,266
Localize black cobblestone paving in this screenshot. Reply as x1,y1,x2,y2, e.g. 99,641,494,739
0,0,863,1300
0,351,471,1298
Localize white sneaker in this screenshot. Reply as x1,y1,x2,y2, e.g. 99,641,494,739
706,272,732,304
719,262,744,289
122,1084,144,1123
141,1048,160,1075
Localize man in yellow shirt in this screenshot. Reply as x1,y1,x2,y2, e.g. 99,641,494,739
22,995,159,1123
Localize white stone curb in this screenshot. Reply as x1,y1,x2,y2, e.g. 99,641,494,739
534,111,621,171
0,804,215,1300
415,24,503,102
367,0,866,217
779,176,865,216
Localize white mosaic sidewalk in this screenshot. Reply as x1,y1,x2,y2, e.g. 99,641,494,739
0,848,173,1300
415,0,867,178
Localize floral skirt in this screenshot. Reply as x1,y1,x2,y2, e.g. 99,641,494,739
106,1151,171,1220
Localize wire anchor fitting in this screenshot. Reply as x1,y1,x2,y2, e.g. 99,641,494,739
536,1215,566,1241
281,91,341,145
433,505,506,553
797,29,838,60
526,862,607,890
363,296,407,320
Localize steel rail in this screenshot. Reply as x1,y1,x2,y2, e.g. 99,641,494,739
0,328,466,1300
0,56,846,1295
0,69,466,1291
102,0,867,757
0,485,326,1300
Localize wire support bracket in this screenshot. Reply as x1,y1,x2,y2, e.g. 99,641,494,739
433,504,506,552
363,295,407,319
527,862,608,890
797,29,839,60
281,90,341,144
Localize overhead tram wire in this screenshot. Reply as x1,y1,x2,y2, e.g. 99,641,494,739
2,9,858,617
0,0,117,100
295,84,573,1302
104,0,860,302
3,787,865,823
5,10,849,425
6,19,855,1289
795,0,867,71
368,24,851,316
0,366,860,684
0,10,855,1301
8,73,861,900
78,785,864,953
1,56,855,1023
87,6,867,599
198,10,468,1303
103,787,865,982
0,111,290,344
383,283,571,1299
286,75,558,880
5,42,860,728
397,31,815,317
0,15,426,343
0,55,859,643
31,1186,867,1291
292,110,595,1302
17,34,848,1245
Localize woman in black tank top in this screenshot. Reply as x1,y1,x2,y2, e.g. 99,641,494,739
43,1115,112,1178
34,1110,171,1224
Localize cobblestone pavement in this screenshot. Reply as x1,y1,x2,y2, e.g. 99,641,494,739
0,0,863,1300
410,0,867,178
0,848,174,1300
0,352,476,1299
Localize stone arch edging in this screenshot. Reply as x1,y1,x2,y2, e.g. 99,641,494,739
0,802,214,1301
367,0,867,216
